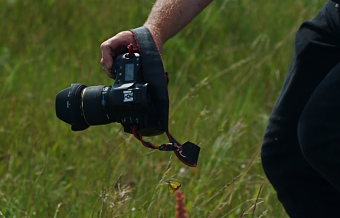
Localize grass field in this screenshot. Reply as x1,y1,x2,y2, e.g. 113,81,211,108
0,0,326,217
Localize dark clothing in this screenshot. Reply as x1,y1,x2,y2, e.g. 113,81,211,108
261,1,340,217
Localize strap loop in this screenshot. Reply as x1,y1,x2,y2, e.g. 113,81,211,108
127,44,135,58
131,127,182,151
132,127,159,149
131,126,200,167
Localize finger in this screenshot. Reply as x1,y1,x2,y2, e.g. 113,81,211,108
100,32,134,74
101,65,115,79
100,42,114,70
100,57,111,72
106,72,115,79
100,37,126,70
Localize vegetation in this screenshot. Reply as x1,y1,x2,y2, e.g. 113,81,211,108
0,0,325,217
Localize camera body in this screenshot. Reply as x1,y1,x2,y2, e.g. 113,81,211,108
55,52,163,136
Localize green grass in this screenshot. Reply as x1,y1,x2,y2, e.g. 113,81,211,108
0,0,325,217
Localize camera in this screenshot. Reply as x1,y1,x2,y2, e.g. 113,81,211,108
55,27,200,167
55,52,163,136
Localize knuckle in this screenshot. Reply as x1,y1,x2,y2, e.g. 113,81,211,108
100,42,108,49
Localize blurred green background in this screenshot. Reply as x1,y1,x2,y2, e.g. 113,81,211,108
0,0,326,217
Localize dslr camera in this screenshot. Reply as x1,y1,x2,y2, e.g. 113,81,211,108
55,27,200,167
56,52,162,136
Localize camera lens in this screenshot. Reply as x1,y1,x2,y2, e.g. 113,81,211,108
55,84,113,131
55,83,89,131
80,85,112,125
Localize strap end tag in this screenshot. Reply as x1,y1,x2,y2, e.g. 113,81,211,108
174,142,200,167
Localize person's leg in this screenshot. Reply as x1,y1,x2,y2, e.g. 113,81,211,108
261,1,340,217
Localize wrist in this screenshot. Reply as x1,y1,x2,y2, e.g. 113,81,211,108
143,23,164,53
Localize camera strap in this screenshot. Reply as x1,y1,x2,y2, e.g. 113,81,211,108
129,26,200,167
131,127,200,167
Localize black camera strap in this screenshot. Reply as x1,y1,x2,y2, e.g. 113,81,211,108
129,27,200,167
131,127,200,167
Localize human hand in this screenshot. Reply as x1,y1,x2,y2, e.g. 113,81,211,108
100,31,137,78
100,28,163,78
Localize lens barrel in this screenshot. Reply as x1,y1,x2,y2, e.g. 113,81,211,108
56,84,113,131
81,86,112,125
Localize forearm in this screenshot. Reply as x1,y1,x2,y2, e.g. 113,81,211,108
144,0,213,47
100,0,211,72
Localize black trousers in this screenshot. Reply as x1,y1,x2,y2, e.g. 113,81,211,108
261,1,340,217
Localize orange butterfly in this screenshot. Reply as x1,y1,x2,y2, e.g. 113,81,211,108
166,180,182,193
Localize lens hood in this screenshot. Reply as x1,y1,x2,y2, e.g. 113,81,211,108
55,83,89,131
